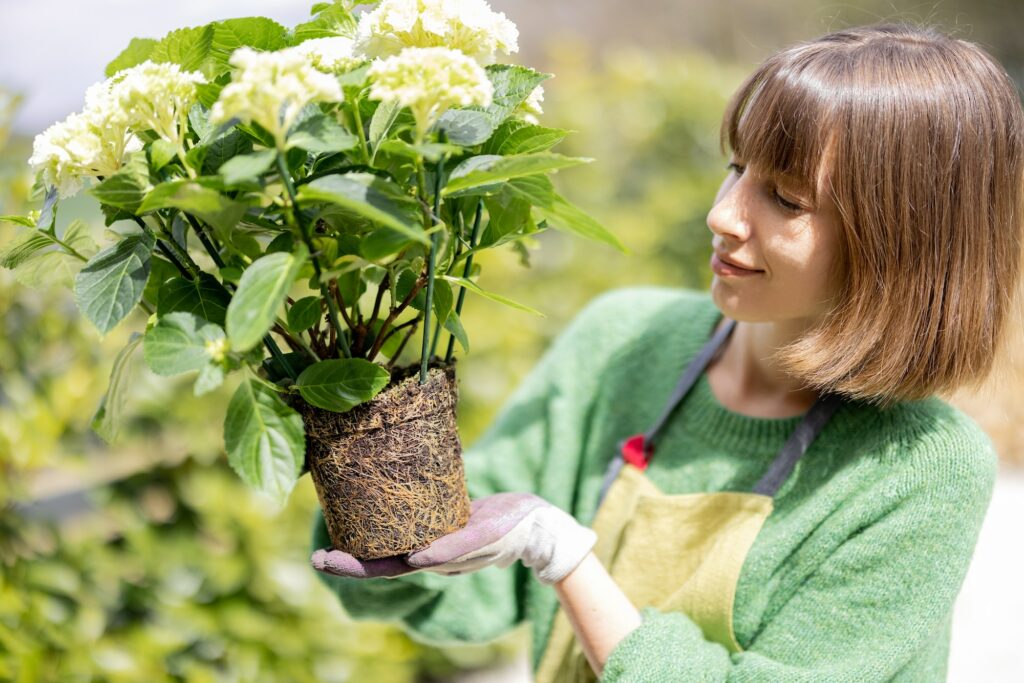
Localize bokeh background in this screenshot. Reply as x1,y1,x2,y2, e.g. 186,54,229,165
2,1,1022,681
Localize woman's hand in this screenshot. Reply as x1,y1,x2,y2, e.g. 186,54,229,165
311,493,597,585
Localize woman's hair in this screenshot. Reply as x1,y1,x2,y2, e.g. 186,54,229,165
720,22,1024,407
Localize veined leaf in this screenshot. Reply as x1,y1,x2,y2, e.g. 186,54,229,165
219,149,276,185
224,377,305,505
157,273,232,325
295,358,390,413
4,221,98,288
440,275,544,316
139,180,246,233
288,113,358,154
105,37,158,77
149,24,215,74
443,153,591,196
210,17,289,71
287,296,322,333
143,311,226,376
226,244,308,351
90,153,152,213
297,173,428,245
74,231,156,333
435,65,550,145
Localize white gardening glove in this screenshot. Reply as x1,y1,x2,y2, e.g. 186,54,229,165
312,493,597,585
402,493,598,585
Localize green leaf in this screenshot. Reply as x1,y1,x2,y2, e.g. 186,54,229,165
432,110,493,146
297,173,428,245
481,192,532,248
5,221,98,288
143,256,178,305
105,37,158,77
194,362,226,396
139,180,246,233
199,129,254,175
74,231,156,333
226,244,308,351
435,65,549,145
219,149,276,185
430,278,453,325
91,333,143,443
0,215,37,228
89,153,152,212
440,275,544,317
291,1,358,42
288,113,358,154
210,17,289,71
443,152,591,196
368,99,401,150
149,24,215,74
157,273,232,325
358,227,415,261
287,296,322,332
499,173,624,249
295,358,390,413
143,311,226,375
483,120,569,155
224,377,305,505
376,139,462,163
443,309,469,353
148,139,179,171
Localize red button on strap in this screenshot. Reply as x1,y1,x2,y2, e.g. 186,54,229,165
620,434,651,471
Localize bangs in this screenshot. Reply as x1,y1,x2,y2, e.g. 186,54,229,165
719,50,839,208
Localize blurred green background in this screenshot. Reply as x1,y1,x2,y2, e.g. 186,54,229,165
2,1,1022,681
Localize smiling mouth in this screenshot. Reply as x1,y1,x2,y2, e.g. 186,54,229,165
710,253,764,276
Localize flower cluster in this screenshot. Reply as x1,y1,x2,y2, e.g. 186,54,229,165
292,37,365,74
354,0,518,66
112,60,207,150
367,46,493,141
517,84,545,125
29,81,142,198
209,46,345,150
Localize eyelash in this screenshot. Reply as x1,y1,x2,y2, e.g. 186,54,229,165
725,162,804,213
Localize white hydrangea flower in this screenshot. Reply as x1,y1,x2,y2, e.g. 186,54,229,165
210,46,345,150
29,80,143,198
368,46,493,142
110,61,206,148
517,84,544,125
293,37,365,74
355,0,518,66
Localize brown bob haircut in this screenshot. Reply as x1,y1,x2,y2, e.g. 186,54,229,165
721,22,1024,407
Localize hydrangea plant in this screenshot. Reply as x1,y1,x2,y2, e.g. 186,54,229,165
0,0,625,505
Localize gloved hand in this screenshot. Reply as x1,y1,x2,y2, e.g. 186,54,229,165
311,493,597,586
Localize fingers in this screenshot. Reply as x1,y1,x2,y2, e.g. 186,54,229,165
406,497,545,567
311,548,417,579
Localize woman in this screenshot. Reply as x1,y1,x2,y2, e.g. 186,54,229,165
310,22,1023,682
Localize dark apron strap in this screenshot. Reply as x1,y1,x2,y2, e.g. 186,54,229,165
596,313,844,506
751,392,843,496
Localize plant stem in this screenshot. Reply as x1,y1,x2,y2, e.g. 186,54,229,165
136,216,300,380
418,149,447,384
275,152,350,359
445,198,484,363
367,274,426,361
350,97,371,166
386,321,419,371
182,214,226,269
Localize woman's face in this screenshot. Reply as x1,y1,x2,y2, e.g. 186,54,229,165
705,155,842,326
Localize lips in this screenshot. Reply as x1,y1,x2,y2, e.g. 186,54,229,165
715,252,762,271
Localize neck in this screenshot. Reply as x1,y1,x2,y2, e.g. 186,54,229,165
712,318,820,414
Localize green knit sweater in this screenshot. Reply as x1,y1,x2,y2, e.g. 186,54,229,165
311,287,996,682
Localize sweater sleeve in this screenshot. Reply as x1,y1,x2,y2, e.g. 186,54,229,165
599,419,998,683
311,290,635,646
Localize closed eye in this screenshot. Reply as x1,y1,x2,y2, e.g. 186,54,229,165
726,161,806,214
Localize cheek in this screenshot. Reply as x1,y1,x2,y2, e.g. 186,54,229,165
767,220,838,297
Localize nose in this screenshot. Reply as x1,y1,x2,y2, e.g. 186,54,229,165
706,175,753,242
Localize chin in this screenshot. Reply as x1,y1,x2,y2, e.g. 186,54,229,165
709,278,772,322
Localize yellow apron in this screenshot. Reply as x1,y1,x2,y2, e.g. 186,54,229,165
535,315,843,683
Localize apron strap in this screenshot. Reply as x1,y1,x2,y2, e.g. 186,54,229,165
643,315,737,452
751,392,843,496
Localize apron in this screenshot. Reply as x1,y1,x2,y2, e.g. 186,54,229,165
534,315,843,683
